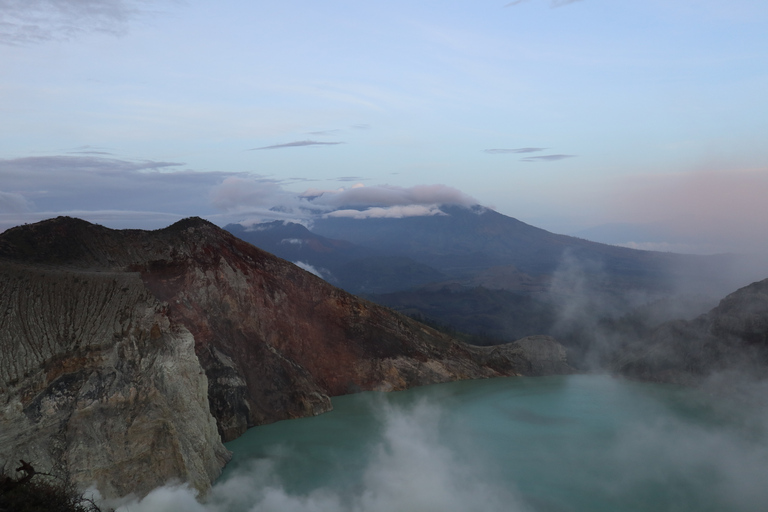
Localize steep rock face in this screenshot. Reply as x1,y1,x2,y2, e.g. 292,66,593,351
615,278,768,384
0,262,229,498
0,217,573,498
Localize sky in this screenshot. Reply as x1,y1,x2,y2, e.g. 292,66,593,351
1,0,767,254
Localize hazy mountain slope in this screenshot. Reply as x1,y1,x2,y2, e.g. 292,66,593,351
0,216,573,498
615,278,768,384
311,205,758,298
229,206,762,364
225,221,446,293
369,284,557,344
311,205,678,281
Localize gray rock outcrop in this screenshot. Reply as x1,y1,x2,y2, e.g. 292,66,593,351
0,262,229,498
615,277,768,384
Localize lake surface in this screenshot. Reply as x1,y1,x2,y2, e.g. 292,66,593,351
121,375,768,512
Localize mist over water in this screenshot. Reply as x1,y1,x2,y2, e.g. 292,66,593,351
113,376,768,512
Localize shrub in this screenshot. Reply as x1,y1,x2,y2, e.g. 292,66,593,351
0,460,105,512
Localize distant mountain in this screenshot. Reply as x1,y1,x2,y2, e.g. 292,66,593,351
311,205,667,275
227,205,765,365
225,221,446,293
310,205,752,295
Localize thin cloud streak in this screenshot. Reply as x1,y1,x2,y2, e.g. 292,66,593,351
521,154,576,162
0,155,184,178
484,147,547,154
307,130,342,136
250,140,345,150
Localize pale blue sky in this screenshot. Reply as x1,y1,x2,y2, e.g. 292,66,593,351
1,0,767,253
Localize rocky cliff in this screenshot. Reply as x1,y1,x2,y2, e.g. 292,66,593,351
0,261,229,498
0,217,572,499
615,277,768,384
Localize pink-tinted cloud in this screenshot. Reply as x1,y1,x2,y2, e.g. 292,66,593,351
605,167,768,254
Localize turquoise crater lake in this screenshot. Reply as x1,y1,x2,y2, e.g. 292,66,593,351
124,375,768,512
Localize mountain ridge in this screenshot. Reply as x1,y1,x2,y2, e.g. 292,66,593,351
0,216,573,499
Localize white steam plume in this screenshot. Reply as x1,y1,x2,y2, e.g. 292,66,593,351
110,399,527,512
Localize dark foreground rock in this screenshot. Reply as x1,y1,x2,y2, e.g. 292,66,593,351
0,217,573,499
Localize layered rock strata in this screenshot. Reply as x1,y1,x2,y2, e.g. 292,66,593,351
0,262,229,498
0,217,573,498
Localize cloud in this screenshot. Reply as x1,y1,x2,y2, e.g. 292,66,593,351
335,176,365,182
66,145,115,156
211,182,481,224
521,154,576,162
210,177,303,214
0,0,166,45
0,155,240,230
1,155,182,175
306,130,342,136
0,190,34,213
351,124,370,130
604,167,768,254
484,148,547,154
250,140,344,150
309,184,479,209
325,205,448,219
293,261,326,278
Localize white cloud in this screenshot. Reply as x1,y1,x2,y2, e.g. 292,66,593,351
0,154,483,230
325,205,447,219
212,181,479,223
311,184,478,209
293,261,324,278
210,177,301,214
